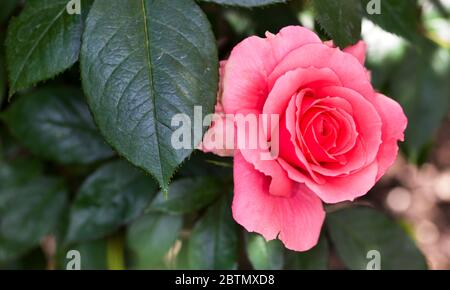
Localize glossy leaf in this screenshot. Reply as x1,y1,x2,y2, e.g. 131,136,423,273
126,213,182,269
312,0,362,48
285,234,329,270
246,233,284,270
327,207,427,270
188,196,238,270
147,177,220,214
1,87,114,164
201,0,287,7
6,0,86,96
80,0,218,192
65,161,158,243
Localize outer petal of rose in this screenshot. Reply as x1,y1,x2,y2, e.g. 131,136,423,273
232,109,294,197
268,43,374,101
343,41,367,65
200,60,234,156
315,162,378,203
372,93,408,180
280,158,378,204
233,152,325,251
265,26,322,63
222,26,321,115
324,40,367,66
238,136,295,197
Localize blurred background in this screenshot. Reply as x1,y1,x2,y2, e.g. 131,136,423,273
0,0,449,270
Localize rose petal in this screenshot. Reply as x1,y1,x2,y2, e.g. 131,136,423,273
280,158,379,204
269,43,374,101
343,40,367,65
263,67,341,117
281,92,326,183
233,152,325,251
200,114,235,157
372,93,408,180
222,26,321,115
235,110,294,197
317,86,382,165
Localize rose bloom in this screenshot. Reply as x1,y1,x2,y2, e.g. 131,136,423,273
201,26,407,251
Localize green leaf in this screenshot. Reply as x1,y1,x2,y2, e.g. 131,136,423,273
0,127,23,161
177,153,233,180
126,213,182,269
6,0,87,96
1,87,114,164
188,196,238,270
0,0,18,23
0,177,67,242
222,1,302,39
80,0,218,192
0,157,43,187
0,160,68,262
65,160,158,243
285,234,329,270
0,38,6,106
246,233,284,270
391,46,450,160
251,3,300,36
327,207,427,270
312,0,362,48
1,248,47,270
147,177,220,214
201,0,287,7
361,0,421,42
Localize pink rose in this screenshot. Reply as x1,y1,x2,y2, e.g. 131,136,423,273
202,26,407,251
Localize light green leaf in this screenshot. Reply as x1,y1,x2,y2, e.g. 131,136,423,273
246,233,284,270
126,213,182,269
80,0,218,192
327,207,427,270
1,87,114,164
312,0,362,48
65,160,158,243
6,0,88,96
188,196,238,270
